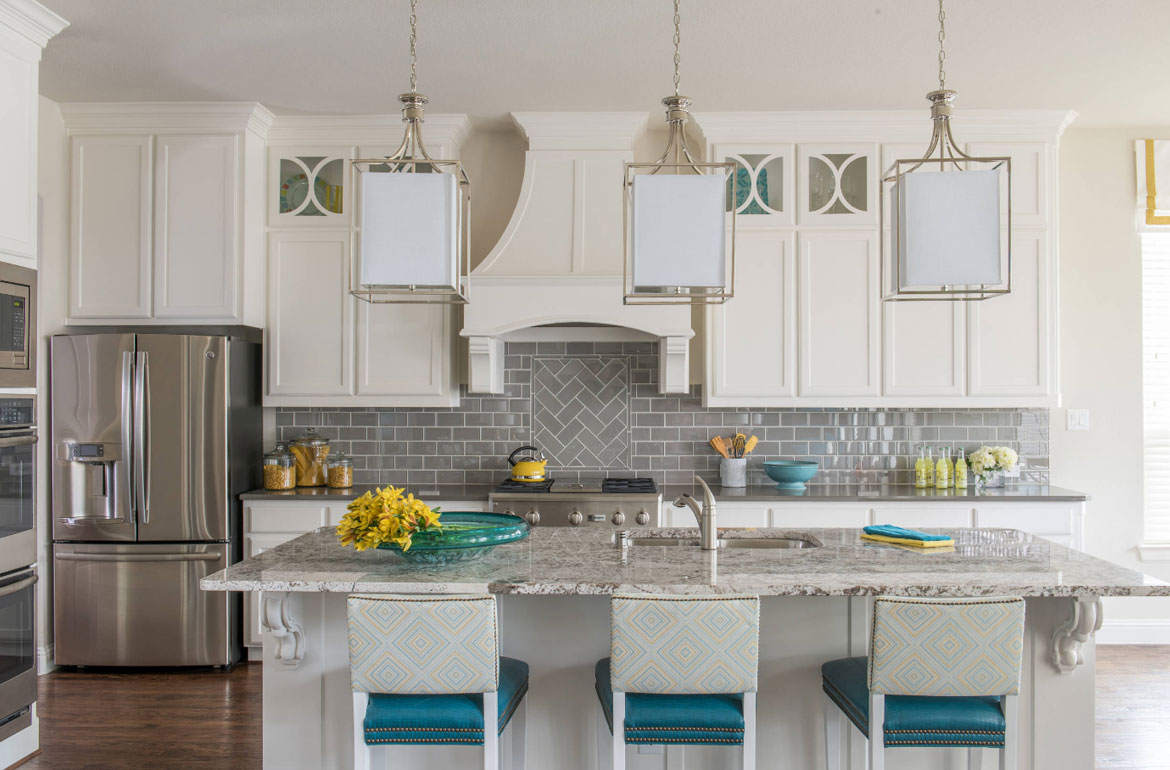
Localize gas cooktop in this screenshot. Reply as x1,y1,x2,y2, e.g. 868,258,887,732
488,477,662,528
492,478,658,495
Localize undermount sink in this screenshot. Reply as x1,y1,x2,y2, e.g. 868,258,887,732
624,536,819,550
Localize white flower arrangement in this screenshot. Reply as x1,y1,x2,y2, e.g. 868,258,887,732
967,445,1019,481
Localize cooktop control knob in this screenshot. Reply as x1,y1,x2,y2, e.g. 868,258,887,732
635,510,650,526
568,511,583,526
611,510,626,526
525,510,540,526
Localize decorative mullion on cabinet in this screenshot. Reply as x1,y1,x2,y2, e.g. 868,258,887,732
797,230,881,397
153,134,240,318
267,146,354,226
69,134,155,318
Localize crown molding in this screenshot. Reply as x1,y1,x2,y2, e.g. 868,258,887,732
511,112,649,150
693,109,1079,145
265,113,472,150
0,0,67,51
59,102,275,137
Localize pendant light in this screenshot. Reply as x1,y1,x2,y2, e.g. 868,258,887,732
623,0,737,306
880,0,1011,302
350,0,470,304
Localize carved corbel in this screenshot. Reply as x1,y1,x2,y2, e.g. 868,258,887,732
1051,595,1102,674
262,592,306,667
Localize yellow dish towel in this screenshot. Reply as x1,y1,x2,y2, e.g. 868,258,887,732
861,533,955,548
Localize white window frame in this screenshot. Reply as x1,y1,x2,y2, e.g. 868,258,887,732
1140,232,1170,560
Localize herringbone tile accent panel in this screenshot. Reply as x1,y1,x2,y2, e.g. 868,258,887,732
532,357,630,468
610,594,760,694
348,594,499,695
868,596,1025,697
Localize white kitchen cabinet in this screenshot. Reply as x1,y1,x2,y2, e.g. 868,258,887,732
69,135,154,318
967,142,1049,226
265,230,353,398
705,231,796,406
798,231,880,397
0,40,39,265
770,505,868,529
153,134,240,318
63,104,271,323
968,230,1051,397
883,298,965,397
243,532,302,648
355,303,458,405
797,144,878,226
870,504,975,529
268,146,353,226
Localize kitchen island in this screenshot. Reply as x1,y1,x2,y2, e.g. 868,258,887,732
203,527,1168,770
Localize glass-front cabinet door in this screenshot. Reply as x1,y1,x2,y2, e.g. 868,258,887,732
798,143,878,226
268,146,355,226
714,144,795,227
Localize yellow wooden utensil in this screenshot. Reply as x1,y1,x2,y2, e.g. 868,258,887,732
732,433,746,458
743,435,758,455
709,436,730,459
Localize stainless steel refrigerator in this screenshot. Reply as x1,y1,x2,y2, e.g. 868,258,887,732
50,332,260,667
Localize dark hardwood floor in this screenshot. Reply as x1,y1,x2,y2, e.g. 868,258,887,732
16,647,1170,768
25,663,261,769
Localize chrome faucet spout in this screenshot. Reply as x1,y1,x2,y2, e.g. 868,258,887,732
671,476,718,550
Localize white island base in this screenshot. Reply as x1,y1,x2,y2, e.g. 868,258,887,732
259,593,1097,770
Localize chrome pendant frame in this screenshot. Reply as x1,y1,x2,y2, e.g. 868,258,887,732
350,93,471,305
623,96,737,306
880,90,1012,302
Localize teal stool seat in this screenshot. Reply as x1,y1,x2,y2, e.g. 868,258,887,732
595,658,745,745
365,657,529,745
822,657,1006,748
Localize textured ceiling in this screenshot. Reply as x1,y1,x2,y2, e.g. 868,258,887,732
35,0,1170,128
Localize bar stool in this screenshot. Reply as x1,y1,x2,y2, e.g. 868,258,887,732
821,596,1025,770
594,593,760,770
347,594,528,770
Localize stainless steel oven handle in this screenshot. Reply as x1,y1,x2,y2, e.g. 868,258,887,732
134,351,149,525
55,552,221,563
0,434,36,448
0,574,37,599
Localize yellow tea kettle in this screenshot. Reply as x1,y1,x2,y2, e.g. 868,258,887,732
508,445,548,482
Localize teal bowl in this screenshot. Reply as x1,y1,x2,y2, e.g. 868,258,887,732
762,461,820,490
377,512,530,564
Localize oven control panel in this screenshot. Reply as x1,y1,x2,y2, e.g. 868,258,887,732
0,397,34,428
489,495,661,528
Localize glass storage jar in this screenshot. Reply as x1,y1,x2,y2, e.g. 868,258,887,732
326,453,354,489
289,427,330,487
263,443,296,490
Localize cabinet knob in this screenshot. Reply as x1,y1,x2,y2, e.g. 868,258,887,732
611,511,626,526
525,510,540,526
568,511,583,526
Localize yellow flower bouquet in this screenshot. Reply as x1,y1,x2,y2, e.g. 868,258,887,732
336,486,441,552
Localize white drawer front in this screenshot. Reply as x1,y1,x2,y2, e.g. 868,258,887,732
247,503,328,533
770,505,869,529
713,503,770,528
974,504,1075,535
871,505,975,529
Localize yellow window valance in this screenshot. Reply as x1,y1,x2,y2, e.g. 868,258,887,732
1137,139,1170,225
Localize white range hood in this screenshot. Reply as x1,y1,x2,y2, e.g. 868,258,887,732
461,112,695,395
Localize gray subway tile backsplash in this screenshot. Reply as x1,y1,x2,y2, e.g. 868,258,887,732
276,342,1050,487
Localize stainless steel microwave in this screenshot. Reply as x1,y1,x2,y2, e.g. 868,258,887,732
0,264,34,389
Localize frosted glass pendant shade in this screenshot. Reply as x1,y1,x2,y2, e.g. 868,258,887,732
893,169,1001,288
631,174,726,289
359,172,458,288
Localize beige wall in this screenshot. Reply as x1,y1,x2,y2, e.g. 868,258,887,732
1055,126,1170,631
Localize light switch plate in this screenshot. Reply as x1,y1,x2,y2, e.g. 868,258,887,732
1067,409,1090,431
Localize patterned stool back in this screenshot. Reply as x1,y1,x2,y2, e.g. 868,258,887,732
610,594,760,695
868,596,1025,697
347,594,499,695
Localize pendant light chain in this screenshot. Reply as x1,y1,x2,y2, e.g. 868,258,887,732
937,0,946,91
672,0,681,96
409,0,418,93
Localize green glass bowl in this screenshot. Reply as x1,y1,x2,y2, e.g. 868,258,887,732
376,513,531,564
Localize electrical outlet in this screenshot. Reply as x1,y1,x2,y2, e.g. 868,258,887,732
1067,409,1090,431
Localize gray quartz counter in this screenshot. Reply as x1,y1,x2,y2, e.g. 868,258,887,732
202,526,1164,597
671,482,1088,502
239,484,494,502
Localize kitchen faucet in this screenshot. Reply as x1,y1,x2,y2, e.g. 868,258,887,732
673,476,718,550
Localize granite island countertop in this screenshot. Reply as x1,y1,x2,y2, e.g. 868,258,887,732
201,526,1166,598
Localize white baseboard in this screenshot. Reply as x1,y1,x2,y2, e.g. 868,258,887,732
1096,618,1170,645
0,704,37,768
36,644,56,675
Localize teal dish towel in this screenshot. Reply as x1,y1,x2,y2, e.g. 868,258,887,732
863,524,952,542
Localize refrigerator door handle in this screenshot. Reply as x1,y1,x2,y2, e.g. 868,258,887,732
54,552,222,563
134,351,150,525
120,350,134,523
